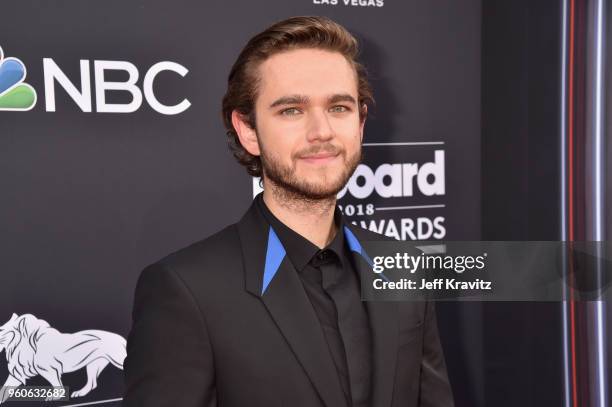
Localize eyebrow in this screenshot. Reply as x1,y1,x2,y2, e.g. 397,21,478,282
268,93,357,109
328,93,357,105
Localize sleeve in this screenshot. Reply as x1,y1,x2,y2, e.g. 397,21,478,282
123,262,216,407
418,300,455,407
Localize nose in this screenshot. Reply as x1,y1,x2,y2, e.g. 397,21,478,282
306,108,334,143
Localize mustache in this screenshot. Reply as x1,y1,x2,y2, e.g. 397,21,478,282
296,144,343,158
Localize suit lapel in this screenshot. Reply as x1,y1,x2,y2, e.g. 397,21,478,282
237,199,400,407
237,201,347,407
344,222,399,407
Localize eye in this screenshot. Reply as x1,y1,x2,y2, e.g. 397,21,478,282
280,107,302,116
330,105,351,113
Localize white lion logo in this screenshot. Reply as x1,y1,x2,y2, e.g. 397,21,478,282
0,313,126,403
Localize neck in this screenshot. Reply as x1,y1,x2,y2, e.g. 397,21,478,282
262,180,338,249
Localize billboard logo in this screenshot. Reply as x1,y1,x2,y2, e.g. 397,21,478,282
0,46,37,111
337,150,445,200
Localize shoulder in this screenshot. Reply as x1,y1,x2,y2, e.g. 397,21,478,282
140,223,243,288
160,224,240,269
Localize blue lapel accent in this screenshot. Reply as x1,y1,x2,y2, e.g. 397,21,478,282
262,224,391,294
344,225,391,282
262,226,286,295
343,225,374,265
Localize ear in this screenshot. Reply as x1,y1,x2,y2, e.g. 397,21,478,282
359,104,368,143
231,110,260,157
10,313,17,321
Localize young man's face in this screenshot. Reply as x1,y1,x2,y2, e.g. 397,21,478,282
250,48,365,200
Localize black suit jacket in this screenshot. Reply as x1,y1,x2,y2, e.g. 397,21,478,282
123,197,454,407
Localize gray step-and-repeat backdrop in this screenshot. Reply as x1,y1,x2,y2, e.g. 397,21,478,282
1,1,480,405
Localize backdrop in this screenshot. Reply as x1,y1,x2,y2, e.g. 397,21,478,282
1,1,589,406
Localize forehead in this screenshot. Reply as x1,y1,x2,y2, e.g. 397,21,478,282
256,48,358,101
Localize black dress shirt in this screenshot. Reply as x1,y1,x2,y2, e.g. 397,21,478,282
256,194,372,407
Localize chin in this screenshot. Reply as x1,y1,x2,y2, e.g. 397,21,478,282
299,180,345,197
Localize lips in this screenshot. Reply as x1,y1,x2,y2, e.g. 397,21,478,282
299,151,340,164
301,152,338,159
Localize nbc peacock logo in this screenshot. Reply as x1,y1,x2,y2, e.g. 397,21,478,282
0,46,37,111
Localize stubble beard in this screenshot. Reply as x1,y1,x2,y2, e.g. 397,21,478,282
258,139,362,206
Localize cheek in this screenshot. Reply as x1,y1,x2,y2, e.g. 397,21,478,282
331,116,362,137
259,121,305,157
337,123,362,151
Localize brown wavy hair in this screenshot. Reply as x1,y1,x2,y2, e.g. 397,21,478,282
221,16,374,177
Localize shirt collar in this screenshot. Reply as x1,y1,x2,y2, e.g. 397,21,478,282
255,192,346,272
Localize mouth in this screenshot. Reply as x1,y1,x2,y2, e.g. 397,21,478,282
299,152,340,164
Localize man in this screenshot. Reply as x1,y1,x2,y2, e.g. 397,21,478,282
123,16,453,407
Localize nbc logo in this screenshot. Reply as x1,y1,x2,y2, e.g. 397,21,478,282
0,44,192,114
0,46,37,111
